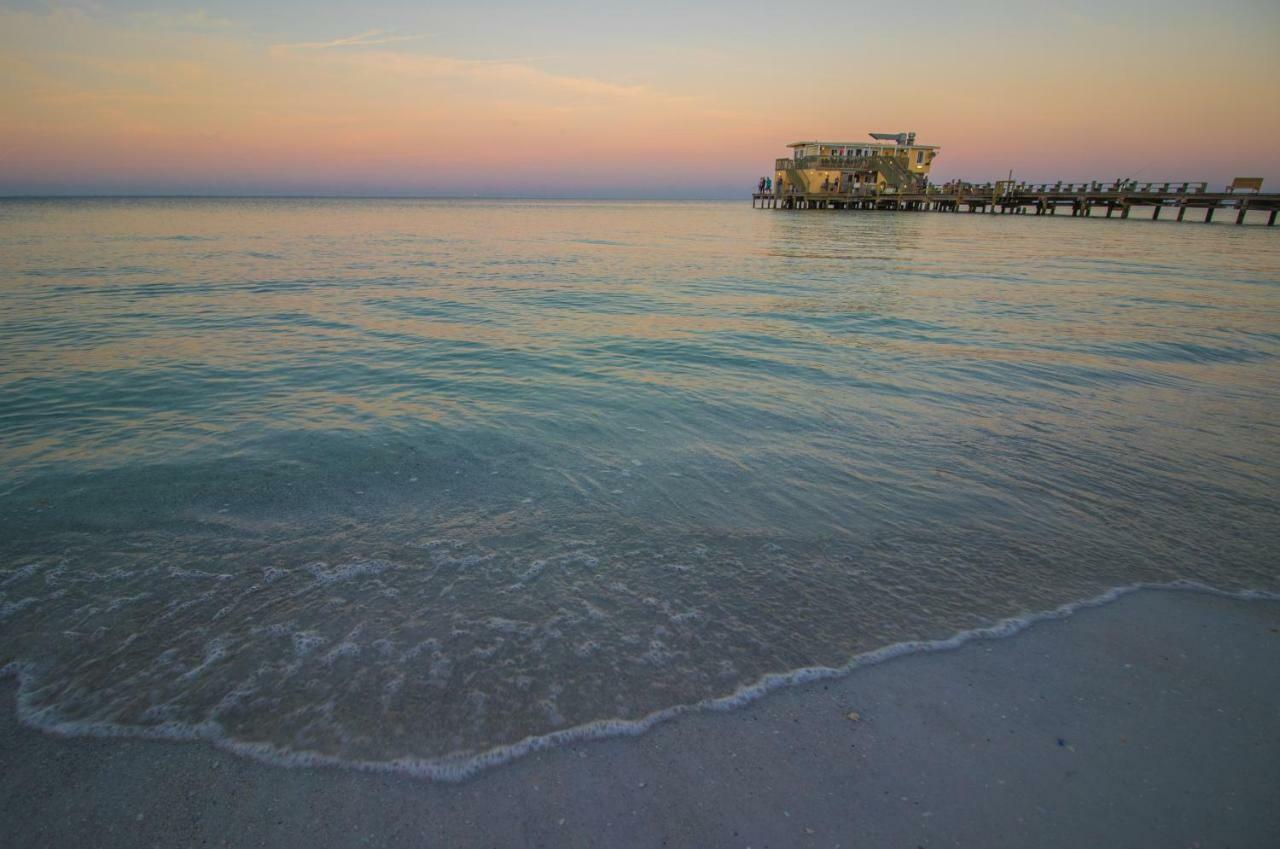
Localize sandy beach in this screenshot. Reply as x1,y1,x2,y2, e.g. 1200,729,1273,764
2,587,1276,848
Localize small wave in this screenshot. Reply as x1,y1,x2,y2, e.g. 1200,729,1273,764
303,560,394,585
3,581,1275,783
1099,340,1265,365
1,563,44,587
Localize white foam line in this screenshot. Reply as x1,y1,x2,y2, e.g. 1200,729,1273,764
2,580,1277,783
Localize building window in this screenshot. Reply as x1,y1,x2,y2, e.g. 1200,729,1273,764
916,151,924,165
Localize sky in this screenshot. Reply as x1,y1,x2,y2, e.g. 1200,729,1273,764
2,0,1278,197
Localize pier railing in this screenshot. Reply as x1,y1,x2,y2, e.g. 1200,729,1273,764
767,164,1213,197
933,181,1208,195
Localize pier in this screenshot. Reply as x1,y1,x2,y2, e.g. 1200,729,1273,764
756,134,1277,225
752,179,1280,225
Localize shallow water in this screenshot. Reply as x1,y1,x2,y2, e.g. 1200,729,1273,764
1,198,1277,775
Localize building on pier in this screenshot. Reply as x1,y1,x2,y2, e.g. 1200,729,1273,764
754,131,1277,224
774,131,939,196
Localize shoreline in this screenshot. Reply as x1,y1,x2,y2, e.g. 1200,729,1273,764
4,580,1275,783
2,586,1277,847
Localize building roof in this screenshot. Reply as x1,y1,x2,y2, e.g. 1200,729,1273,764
786,140,940,150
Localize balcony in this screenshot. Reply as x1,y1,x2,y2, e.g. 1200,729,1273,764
776,154,910,172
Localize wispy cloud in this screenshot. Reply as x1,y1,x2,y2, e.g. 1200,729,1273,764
129,9,239,32
345,51,657,100
277,30,423,50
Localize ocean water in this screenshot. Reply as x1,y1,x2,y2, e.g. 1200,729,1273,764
1,198,1277,777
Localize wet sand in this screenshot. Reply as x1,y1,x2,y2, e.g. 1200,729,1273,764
2,588,1277,848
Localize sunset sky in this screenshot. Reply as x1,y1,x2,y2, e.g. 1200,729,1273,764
2,1,1278,197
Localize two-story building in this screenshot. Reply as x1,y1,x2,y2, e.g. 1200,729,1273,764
774,132,940,195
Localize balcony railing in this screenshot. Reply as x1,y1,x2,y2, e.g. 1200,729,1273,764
775,154,910,172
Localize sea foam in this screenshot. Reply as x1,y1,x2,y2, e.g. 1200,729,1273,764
3,581,1275,783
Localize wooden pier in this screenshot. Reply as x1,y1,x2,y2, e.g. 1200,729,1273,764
752,179,1279,225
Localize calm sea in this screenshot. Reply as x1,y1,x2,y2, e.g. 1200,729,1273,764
1,198,1277,776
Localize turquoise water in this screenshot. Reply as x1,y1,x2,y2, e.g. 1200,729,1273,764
2,199,1277,775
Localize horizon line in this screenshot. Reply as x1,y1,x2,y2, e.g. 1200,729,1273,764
0,194,748,202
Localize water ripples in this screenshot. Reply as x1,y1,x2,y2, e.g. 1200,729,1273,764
1,198,1277,773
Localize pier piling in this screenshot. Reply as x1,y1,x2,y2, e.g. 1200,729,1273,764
751,182,1278,226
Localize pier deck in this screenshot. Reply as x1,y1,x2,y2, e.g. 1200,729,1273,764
752,183,1280,225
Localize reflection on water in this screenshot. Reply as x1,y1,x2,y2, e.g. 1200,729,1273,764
1,199,1277,775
